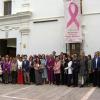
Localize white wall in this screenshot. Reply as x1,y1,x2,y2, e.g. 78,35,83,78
83,0,100,14
82,14,100,56
12,0,64,18
82,0,100,56
28,17,66,55
12,0,22,14
0,0,3,16
30,0,64,18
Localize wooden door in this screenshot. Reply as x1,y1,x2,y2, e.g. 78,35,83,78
69,43,81,55
0,39,7,56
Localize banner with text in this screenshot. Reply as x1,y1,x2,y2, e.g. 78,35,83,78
64,0,82,43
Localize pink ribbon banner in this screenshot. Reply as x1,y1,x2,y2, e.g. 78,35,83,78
64,0,82,43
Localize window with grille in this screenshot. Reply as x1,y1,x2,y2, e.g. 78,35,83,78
4,0,12,15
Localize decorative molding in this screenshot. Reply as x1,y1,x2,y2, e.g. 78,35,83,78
0,26,19,32
0,11,32,21
82,12,100,16
0,26,20,38
3,0,11,1
20,28,30,35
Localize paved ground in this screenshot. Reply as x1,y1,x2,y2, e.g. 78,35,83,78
0,84,99,100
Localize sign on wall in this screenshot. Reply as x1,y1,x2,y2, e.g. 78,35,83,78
64,0,82,43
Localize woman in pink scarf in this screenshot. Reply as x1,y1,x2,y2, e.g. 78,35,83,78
53,56,61,85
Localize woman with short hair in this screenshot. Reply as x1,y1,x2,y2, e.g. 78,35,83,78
17,57,24,84
3,56,11,84
29,56,35,84
11,58,18,84
65,56,73,87
53,56,61,85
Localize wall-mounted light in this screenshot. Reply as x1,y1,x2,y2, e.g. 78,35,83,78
33,19,58,23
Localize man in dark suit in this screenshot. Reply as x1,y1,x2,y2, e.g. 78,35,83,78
22,55,30,84
92,52,100,87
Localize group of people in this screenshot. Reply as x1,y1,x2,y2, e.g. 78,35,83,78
0,51,100,88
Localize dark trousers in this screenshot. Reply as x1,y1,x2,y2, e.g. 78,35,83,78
3,71,9,84
87,73,93,84
93,69,98,86
61,70,65,85
30,68,35,83
98,71,100,87
54,74,60,85
73,72,78,86
53,72,55,84
11,71,17,84
63,73,67,85
67,74,72,86
23,71,30,84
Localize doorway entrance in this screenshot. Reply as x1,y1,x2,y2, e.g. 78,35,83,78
69,43,81,56
0,38,16,57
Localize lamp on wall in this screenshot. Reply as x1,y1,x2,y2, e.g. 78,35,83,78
33,19,58,23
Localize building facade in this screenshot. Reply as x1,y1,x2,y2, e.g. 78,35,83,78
82,0,100,56
0,0,99,56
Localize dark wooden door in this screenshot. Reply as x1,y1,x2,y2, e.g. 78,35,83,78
70,43,81,55
0,39,7,56
7,47,16,57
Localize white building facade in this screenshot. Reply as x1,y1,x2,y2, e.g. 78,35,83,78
0,0,99,56
82,0,100,56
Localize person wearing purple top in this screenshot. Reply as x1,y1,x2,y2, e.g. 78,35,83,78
46,55,55,84
3,56,11,84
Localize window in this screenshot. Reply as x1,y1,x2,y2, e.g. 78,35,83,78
80,0,82,14
4,0,12,15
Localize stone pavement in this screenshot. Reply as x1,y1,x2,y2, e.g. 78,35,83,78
0,84,99,100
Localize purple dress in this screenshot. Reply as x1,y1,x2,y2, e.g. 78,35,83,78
3,61,11,83
3,61,11,74
46,58,54,83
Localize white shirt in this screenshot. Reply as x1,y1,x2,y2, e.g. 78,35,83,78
96,58,98,68
65,61,73,74
17,60,22,69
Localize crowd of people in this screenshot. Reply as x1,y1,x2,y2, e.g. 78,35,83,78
0,51,100,88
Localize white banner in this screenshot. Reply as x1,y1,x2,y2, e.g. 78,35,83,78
64,0,82,43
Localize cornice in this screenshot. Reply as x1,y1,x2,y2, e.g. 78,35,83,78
0,11,32,21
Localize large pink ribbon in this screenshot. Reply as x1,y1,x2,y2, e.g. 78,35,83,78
67,2,80,30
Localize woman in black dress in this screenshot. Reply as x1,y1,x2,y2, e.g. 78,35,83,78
29,56,35,84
